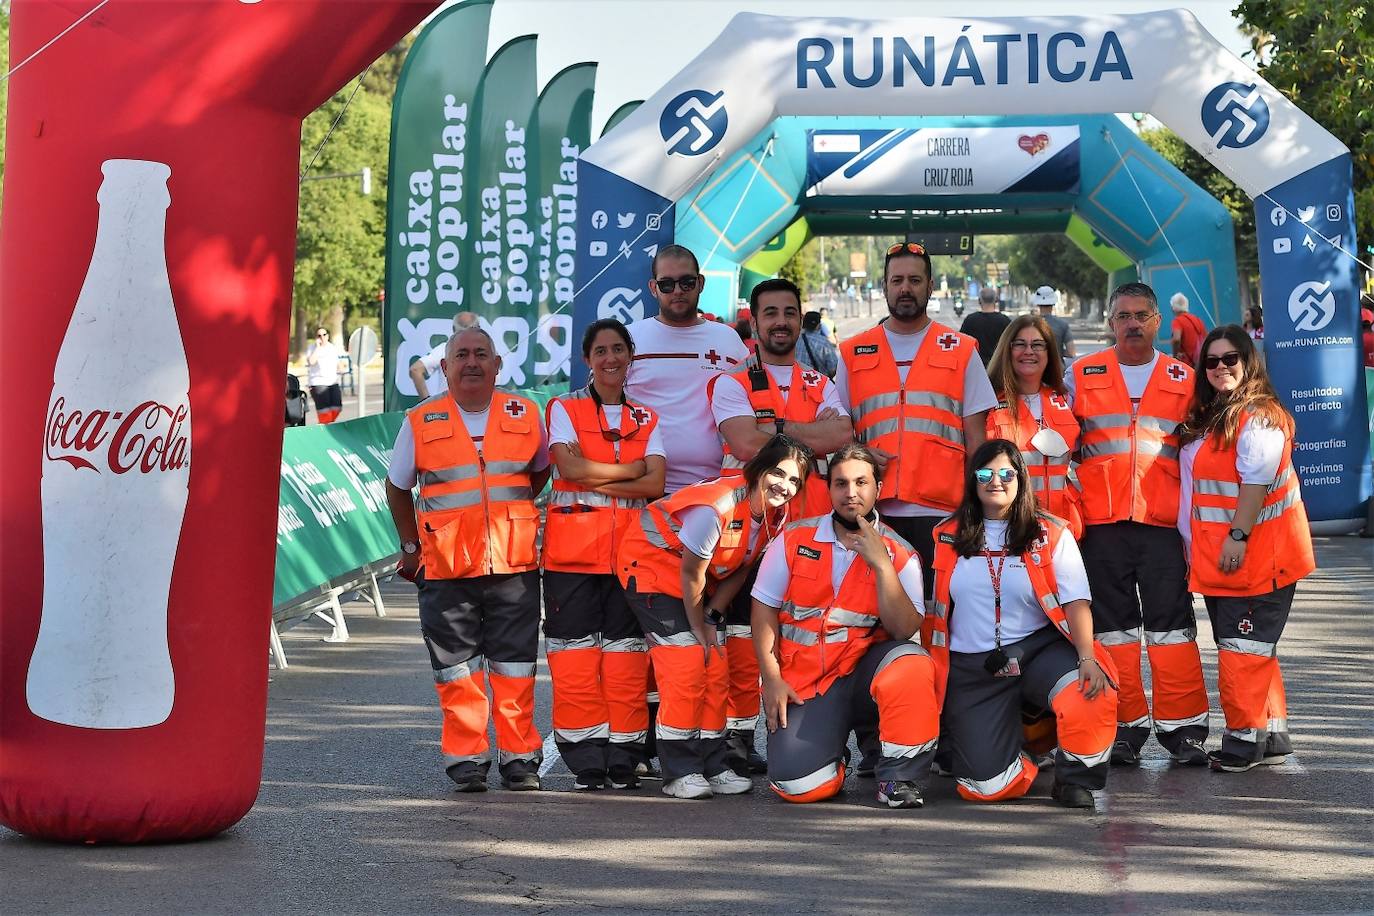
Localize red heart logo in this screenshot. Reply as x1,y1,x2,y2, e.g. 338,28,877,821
1018,133,1050,156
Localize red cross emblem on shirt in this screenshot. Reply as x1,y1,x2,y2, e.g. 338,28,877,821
1167,363,1188,383
937,333,959,351
801,369,822,387
1238,618,1253,635
1048,393,1069,411
503,400,526,418
703,349,723,366
630,406,652,425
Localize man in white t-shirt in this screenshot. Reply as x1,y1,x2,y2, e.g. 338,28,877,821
707,277,854,775
385,327,552,793
625,244,749,494
409,311,480,399
836,243,998,597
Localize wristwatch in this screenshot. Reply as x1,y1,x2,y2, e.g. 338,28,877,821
1228,528,1249,543
401,539,420,555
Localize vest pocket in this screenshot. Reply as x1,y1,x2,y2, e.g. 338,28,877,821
1076,460,1115,523
1190,527,1241,591
903,437,964,507
505,503,541,568
1143,461,1181,526
544,507,603,569
422,511,478,579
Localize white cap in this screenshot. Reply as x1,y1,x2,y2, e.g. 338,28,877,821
1031,285,1057,306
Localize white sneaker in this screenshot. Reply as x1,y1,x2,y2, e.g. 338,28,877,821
662,774,713,799
707,770,753,795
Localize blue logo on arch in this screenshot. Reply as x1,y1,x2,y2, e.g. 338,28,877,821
1201,81,1270,150
660,89,728,156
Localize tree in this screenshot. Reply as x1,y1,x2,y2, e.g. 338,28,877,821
778,239,826,298
1236,1,1372,255
1008,234,1108,313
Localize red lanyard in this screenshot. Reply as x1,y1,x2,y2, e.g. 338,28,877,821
982,547,1009,648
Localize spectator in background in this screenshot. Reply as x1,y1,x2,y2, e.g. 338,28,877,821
818,306,839,345
734,318,758,357
305,327,343,424
1244,305,1264,342
1032,285,1075,359
1362,306,1374,369
1169,293,1206,365
960,286,1012,367
409,311,480,398
798,310,840,378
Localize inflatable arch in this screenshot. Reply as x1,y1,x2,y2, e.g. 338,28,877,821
0,0,438,843
671,113,1238,330
573,10,1368,530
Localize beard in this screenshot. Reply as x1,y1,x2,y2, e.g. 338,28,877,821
887,293,928,322
759,329,797,358
657,296,698,323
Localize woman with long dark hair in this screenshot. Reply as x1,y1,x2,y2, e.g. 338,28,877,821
616,435,813,799
543,318,667,791
985,315,1083,537
1177,325,1313,772
925,439,1118,808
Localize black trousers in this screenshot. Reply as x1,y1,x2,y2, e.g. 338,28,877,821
878,514,938,601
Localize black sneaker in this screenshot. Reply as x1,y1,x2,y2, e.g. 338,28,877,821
1208,750,1261,773
745,746,768,774
1051,781,1095,809
607,766,641,790
501,761,542,791
446,764,488,793
877,780,924,809
1109,740,1141,766
573,771,605,791
1170,737,1210,767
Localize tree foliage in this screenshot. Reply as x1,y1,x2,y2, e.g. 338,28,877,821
1140,126,1258,272
778,239,826,296
1008,234,1108,308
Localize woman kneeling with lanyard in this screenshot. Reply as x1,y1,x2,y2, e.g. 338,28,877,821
926,439,1119,808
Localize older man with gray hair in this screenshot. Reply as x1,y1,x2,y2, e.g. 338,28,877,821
410,311,481,398
1168,292,1205,365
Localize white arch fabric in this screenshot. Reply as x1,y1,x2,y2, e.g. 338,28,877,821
583,10,1347,200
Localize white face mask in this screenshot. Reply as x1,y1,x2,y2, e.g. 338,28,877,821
1030,426,1071,458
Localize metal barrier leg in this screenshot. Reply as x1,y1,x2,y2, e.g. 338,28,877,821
316,588,350,643
369,569,387,617
269,621,289,669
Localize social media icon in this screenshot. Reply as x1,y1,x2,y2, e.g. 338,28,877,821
1269,207,1286,227
1297,206,1316,223
589,240,608,257
646,214,662,231
1272,238,1291,254
616,213,636,229
1326,204,1342,222
591,210,609,230
1302,234,1316,252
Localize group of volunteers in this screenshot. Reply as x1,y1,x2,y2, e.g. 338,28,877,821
384,240,1315,812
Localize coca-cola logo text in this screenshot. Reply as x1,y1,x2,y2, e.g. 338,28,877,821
45,397,190,474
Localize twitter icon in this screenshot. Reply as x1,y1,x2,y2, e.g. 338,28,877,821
617,212,636,229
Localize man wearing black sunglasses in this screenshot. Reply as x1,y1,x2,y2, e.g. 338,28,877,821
624,244,748,495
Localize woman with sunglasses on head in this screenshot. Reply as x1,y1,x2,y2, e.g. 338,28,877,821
543,318,667,792
1177,326,1313,773
617,434,813,799
985,315,1085,539
925,439,1118,808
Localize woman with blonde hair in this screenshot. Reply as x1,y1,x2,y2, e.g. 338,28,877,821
985,315,1084,537
1178,325,1313,772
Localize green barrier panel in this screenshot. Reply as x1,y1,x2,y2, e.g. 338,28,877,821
274,412,406,608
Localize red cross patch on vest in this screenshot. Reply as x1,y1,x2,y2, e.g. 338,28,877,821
937,333,959,351
630,406,652,425
1167,363,1188,383
504,400,526,418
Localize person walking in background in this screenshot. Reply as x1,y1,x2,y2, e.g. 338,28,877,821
818,306,839,345
616,436,812,799
1178,326,1314,773
985,315,1084,538
1067,282,1210,768
959,286,1012,367
1361,304,1374,369
305,327,343,424
409,311,480,399
798,310,840,378
543,318,667,791
1169,293,1206,365
925,440,1117,808
1031,285,1075,359
386,327,552,792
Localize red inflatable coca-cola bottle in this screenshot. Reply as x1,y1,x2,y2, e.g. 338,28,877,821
0,0,435,843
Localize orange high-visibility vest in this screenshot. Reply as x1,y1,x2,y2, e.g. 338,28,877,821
987,386,1084,538
925,516,1118,709
1188,413,1315,597
1071,350,1191,527
410,391,543,579
841,323,975,511
707,360,831,516
773,517,916,701
616,477,782,598
543,388,660,574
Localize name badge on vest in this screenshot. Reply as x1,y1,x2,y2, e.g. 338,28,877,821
938,532,956,545
424,412,449,423
796,544,822,560
1082,365,1108,376
727,519,744,531
853,344,879,356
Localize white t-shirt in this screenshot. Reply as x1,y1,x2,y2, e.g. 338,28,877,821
306,341,342,387
416,341,448,396
947,519,1091,654
834,324,999,518
677,504,765,561
387,401,550,489
547,399,667,458
1065,351,1159,412
752,514,926,615
626,318,749,494
1176,421,1286,551
710,362,845,431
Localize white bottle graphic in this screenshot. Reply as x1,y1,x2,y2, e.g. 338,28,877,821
27,159,191,729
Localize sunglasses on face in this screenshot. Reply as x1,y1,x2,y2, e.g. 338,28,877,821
1204,351,1243,370
886,242,927,256
654,275,700,294
1010,339,1048,352
975,467,1018,485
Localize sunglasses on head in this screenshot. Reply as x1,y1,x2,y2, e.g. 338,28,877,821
1204,351,1242,370
975,467,1018,485
886,242,927,256
654,275,700,294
